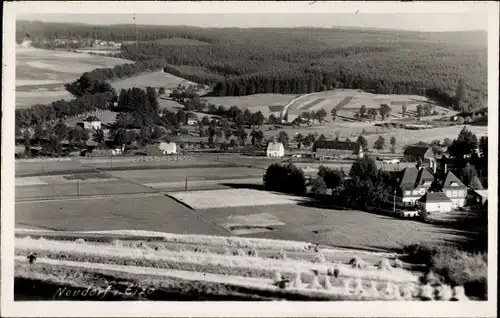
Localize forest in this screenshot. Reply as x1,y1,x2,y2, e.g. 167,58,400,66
17,21,488,113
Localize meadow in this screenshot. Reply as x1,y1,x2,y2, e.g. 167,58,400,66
110,71,196,91
202,94,298,117
15,47,130,108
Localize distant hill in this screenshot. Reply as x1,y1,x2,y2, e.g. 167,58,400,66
16,21,488,112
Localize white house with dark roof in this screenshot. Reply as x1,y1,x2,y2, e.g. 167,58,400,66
266,142,285,158
418,192,453,213
441,171,468,208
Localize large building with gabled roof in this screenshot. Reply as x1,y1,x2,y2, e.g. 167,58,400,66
397,165,436,207
440,170,468,208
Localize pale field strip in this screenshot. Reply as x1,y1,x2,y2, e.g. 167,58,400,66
169,189,311,210
14,228,398,258
15,237,418,283
14,256,392,301
15,176,118,187
15,79,66,86
145,177,262,189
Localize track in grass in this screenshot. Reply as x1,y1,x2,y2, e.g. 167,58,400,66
332,96,354,111
300,98,327,110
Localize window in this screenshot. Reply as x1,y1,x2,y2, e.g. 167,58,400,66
413,190,419,196
446,191,451,197
452,190,457,197
420,188,425,195
405,191,411,195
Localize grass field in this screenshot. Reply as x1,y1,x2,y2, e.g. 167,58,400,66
16,47,130,108
284,89,456,122
111,71,196,91
202,94,297,117
15,191,473,252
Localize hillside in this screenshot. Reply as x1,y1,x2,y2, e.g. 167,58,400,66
16,21,488,112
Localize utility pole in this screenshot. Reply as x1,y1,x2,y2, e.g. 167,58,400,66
393,189,396,212
185,177,188,191
77,180,80,196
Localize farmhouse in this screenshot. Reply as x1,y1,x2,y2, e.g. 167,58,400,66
159,142,178,154
267,142,285,158
397,166,435,207
418,192,453,213
312,140,363,159
403,145,434,163
441,171,468,208
187,118,198,126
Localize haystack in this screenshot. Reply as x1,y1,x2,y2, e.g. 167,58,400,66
451,286,469,301
308,275,322,290
376,259,392,271
75,238,86,244
383,282,394,298
436,284,453,301
353,278,364,295
313,253,326,264
343,278,354,293
273,271,283,283
276,249,287,260
419,284,434,300
323,276,333,290
369,281,380,298
392,284,402,300
401,285,415,300
290,272,304,289
393,259,404,268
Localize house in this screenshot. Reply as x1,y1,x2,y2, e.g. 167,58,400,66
81,116,101,130
158,142,177,154
398,166,435,207
403,145,434,164
187,118,198,126
418,192,453,213
312,140,363,159
441,171,468,208
266,142,285,158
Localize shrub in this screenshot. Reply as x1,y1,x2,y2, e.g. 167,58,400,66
403,243,487,300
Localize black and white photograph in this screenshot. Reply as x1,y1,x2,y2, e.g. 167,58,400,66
1,1,498,317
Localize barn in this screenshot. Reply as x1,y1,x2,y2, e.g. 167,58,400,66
312,140,363,159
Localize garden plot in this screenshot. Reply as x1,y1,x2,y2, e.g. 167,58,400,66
221,213,286,235
169,189,309,210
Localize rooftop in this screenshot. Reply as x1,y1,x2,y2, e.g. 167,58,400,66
419,191,452,203
267,142,284,151
441,171,467,188
403,145,431,157
312,140,361,152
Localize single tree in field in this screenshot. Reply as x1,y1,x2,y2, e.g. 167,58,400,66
359,105,367,118
277,130,289,147
356,135,368,151
374,135,385,150
378,104,391,121
401,105,407,117
316,108,327,124
390,136,397,154
331,108,337,121
294,133,304,149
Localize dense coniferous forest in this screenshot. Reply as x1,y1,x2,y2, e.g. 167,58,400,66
17,21,488,113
